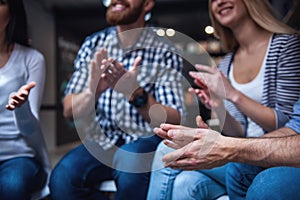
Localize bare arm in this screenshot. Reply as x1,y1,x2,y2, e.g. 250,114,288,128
233,127,299,167
191,65,276,132
63,49,108,119
228,90,276,132
63,91,94,119
162,127,300,170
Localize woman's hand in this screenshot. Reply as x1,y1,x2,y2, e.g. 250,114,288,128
188,87,223,109
6,82,36,110
189,64,238,102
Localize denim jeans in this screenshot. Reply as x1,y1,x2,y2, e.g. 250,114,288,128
0,157,46,200
50,135,161,200
226,162,300,200
147,142,227,200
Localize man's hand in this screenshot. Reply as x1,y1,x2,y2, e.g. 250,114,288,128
103,56,142,98
88,48,108,96
154,123,197,149
162,129,229,170
154,116,209,149
6,82,36,110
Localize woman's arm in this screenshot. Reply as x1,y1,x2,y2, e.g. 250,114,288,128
11,51,46,135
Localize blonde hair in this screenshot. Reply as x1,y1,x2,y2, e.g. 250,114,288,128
209,0,298,52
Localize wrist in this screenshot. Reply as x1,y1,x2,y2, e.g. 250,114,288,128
221,136,240,162
227,89,241,104
129,87,148,108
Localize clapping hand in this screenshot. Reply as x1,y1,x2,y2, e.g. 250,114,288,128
88,48,109,96
189,64,234,108
104,56,142,98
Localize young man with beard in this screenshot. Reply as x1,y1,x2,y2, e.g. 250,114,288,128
49,0,185,199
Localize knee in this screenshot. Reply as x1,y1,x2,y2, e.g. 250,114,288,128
114,171,149,194
49,156,81,193
151,142,174,171
246,173,273,200
174,171,227,200
226,162,242,180
113,148,153,173
0,176,27,192
246,168,291,200
173,172,208,200
0,175,30,199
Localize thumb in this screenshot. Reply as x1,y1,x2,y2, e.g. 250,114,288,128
196,115,208,129
132,56,142,71
23,82,36,91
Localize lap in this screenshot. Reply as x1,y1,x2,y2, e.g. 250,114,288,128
0,157,46,199
0,157,45,182
113,135,162,173
247,167,300,200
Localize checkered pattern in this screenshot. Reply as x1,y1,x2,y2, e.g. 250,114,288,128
65,27,185,149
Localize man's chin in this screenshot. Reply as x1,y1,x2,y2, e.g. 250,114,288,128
107,18,136,26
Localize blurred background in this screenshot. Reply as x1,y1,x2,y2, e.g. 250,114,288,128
23,0,300,161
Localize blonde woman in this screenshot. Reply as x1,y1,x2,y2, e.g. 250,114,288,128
147,0,300,199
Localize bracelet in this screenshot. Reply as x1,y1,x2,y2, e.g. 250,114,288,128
129,88,148,108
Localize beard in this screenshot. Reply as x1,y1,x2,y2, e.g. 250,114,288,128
106,1,145,25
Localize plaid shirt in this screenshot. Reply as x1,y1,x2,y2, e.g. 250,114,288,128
65,26,185,149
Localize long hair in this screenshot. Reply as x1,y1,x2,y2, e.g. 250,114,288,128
208,0,298,52
6,0,29,46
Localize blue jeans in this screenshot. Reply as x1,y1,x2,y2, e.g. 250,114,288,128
147,142,227,200
0,157,46,200
226,162,300,200
50,135,161,200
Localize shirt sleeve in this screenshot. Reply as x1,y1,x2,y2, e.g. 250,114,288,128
13,48,46,135
26,50,46,119
285,99,300,134
64,35,95,96
273,34,300,128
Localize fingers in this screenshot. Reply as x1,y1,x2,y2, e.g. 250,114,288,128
6,100,17,110
23,82,36,91
194,79,208,89
195,64,217,74
159,123,190,131
162,147,186,164
163,139,181,149
5,82,35,111
196,116,208,129
189,72,208,89
94,48,108,65
132,56,142,71
164,158,202,170
153,127,169,140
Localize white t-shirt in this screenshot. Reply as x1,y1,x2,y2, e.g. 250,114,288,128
229,37,272,137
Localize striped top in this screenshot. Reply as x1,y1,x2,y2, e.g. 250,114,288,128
218,34,300,135
285,99,300,133
65,27,185,149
